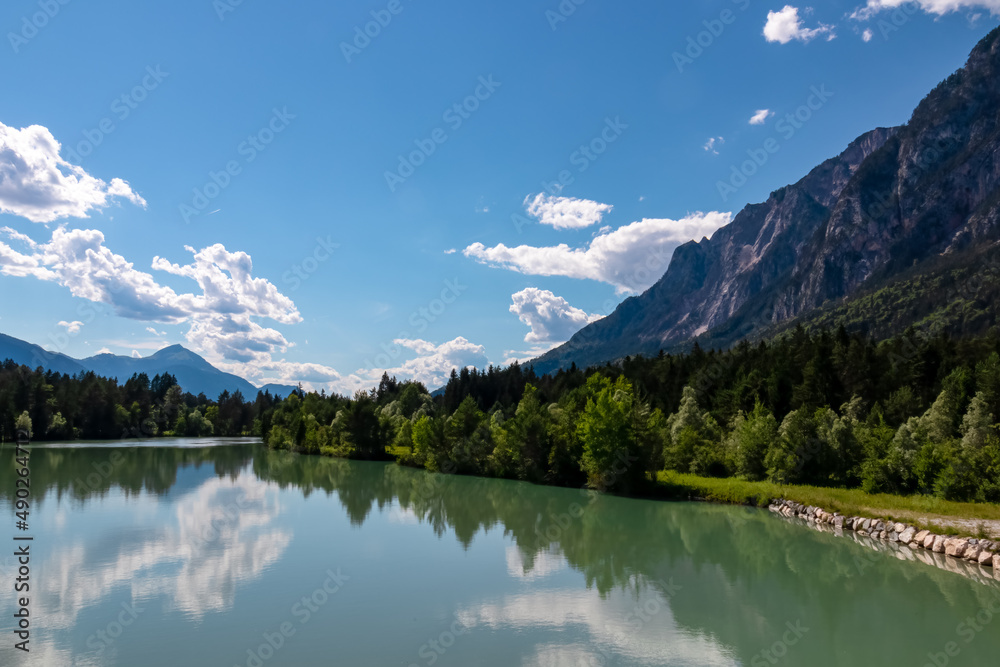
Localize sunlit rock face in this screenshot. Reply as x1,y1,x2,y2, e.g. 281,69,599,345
535,27,1000,373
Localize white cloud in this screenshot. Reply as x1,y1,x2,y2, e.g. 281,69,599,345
131,349,141,359
0,226,308,383
0,122,146,223
443,248,457,254
58,320,83,334
509,288,602,345
228,335,491,396
862,28,875,41
1,226,37,247
763,6,835,44
464,211,731,294
703,137,724,154
391,337,488,389
227,358,344,391
151,244,301,327
749,109,775,125
524,193,613,230
851,0,1000,19
0,223,496,395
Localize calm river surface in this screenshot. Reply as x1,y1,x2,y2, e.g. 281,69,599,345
2,439,1000,666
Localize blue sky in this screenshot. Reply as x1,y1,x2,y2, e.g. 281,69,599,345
0,0,996,393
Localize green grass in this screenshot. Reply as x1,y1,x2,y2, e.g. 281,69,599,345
655,471,1000,536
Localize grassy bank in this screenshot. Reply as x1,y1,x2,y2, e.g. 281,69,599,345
656,471,1000,537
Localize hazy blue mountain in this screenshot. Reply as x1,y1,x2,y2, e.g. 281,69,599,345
0,333,88,376
0,335,296,399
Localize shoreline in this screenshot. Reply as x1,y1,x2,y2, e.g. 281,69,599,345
768,498,1000,587
288,444,1000,585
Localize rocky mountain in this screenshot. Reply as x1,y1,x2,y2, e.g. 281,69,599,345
0,334,296,399
534,26,1000,374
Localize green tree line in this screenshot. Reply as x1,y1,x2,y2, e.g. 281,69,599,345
0,360,281,441
266,325,1000,504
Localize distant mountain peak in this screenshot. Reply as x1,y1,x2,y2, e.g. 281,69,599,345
0,334,297,399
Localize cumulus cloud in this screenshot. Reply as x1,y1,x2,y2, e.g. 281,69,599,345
0,122,146,223
862,28,875,41
763,6,835,43
376,337,488,390
749,109,774,125
1,226,37,247
851,0,1000,19
0,226,309,383
703,137,724,154
524,193,613,230
58,320,84,334
509,288,602,345
0,224,494,395
227,358,345,393
464,211,731,294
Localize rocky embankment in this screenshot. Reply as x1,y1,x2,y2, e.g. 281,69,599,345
769,499,1000,586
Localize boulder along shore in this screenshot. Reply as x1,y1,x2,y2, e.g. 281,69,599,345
769,499,1000,588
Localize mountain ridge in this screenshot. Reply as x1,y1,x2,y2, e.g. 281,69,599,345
533,25,1000,373
0,333,296,399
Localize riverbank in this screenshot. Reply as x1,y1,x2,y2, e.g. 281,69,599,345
371,446,1000,560
654,471,1000,539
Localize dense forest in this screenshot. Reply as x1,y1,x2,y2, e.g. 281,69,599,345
6,323,1000,504
0,360,281,441
264,325,1000,503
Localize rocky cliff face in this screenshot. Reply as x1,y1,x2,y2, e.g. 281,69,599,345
791,28,1000,315
534,26,1000,374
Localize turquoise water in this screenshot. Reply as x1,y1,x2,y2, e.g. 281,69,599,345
1,440,999,666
